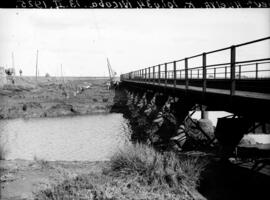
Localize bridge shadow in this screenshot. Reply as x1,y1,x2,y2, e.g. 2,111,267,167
198,159,270,200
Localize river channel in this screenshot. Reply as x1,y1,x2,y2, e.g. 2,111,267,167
0,114,131,161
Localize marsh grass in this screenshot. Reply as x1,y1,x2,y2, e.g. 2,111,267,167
110,143,207,190
0,138,9,160
0,144,7,160
33,156,52,170
35,143,208,200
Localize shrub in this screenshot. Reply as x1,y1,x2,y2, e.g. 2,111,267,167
33,156,51,169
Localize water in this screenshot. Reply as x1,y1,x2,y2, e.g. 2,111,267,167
0,114,131,161
191,111,270,144
190,111,232,126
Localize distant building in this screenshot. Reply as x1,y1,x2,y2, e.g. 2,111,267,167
0,66,7,87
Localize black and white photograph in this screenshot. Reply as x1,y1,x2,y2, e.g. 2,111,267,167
0,1,270,199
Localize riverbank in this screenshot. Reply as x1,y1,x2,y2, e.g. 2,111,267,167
0,159,108,200
1,82,269,200
0,77,114,119
120,88,270,200
1,145,269,200
0,144,207,200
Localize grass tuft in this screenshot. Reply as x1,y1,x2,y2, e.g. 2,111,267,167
110,143,206,190
35,143,208,200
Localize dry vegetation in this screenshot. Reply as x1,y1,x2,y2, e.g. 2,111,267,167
0,76,114,119
35,143,207,200
0,144,6,160
0,137,8,160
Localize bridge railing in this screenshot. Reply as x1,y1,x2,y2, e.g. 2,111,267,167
121,37,270,95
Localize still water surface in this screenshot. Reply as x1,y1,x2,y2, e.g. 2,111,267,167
0,114,131,161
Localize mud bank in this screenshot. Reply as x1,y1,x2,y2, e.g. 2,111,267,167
0,77,114,119
0,159,108,200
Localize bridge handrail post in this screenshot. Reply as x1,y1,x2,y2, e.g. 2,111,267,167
144,69,146,81
153,66,155,85
202,53,207,93
145,68,147,82
230,45,236,96
225,66,227,79
173,61,176,88
185,58,189,90
165,63,167,87
158,64,161,85
239,65,241,79
148,67,151,83
145,69,147,82
255,63,258,79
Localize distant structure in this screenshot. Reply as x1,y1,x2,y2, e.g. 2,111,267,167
12,52,15,76
107,58,118,89
0,66,7,87
19,69,22,76
35,50,39,81
4,67,15,84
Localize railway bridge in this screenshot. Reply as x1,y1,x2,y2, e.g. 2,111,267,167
121,37,270,121
120,37,270,154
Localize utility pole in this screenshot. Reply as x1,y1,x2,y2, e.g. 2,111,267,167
35,50,39,81
12,52,15,75
61,64,64,83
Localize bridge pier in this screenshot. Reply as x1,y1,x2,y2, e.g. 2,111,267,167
200,105,208,120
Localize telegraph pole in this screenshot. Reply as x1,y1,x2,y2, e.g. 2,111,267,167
35,50,39,81
12,52,15,75
61,64,64,83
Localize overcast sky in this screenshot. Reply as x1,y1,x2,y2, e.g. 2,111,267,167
0,9,269,77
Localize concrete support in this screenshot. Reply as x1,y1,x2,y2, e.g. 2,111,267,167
200,105,208,119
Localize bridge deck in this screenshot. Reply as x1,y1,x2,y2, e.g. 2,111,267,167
124,80,270,100
121,37,270,119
